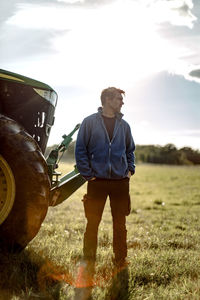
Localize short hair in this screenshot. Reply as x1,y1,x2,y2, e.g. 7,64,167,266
100,87,125,105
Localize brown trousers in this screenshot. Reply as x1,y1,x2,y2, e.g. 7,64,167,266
82,178,131,263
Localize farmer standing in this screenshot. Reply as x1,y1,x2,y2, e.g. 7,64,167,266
75,87,135,278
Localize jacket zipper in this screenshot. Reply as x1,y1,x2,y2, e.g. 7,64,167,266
100,117,120,178
109,142,111,177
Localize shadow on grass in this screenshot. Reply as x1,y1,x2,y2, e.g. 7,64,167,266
132,272,172,287
105,267,129,300
74,286,93,300
0,248,64,300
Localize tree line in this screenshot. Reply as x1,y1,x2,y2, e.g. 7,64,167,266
46,142,200,165
136,144,200,165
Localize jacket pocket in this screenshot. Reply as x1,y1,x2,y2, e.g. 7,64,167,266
111,153,128,177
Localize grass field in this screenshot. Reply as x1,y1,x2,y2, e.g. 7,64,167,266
1,163,200,300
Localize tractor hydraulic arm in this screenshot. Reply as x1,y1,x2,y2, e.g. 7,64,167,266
46,124,86,206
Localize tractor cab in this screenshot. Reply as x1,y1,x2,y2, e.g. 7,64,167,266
0,69,57,153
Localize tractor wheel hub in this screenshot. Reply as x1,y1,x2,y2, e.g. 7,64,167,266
0,155,15,225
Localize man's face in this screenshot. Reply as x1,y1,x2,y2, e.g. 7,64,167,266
108,92,124,113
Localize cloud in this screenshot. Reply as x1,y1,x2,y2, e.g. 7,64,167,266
143,0,197,28
189,69,200,79
171,1,197,26
0,25,67,64
158,21,200,67
57,0,116,6
177,3,192,16
0,0,95,25
153,1,200,79
0,0,19,24
0,0,66,27
0,0,70,66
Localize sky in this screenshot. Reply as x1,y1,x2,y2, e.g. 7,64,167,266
0,0,200,150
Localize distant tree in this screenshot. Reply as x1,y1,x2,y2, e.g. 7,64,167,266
135,144,200,165
180,147,200,165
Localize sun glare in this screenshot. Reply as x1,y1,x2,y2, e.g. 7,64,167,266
6,0,188,88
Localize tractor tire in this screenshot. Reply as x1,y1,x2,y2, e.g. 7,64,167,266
0,114,50,251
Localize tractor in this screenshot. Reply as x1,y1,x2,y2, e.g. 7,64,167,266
0,69,85,251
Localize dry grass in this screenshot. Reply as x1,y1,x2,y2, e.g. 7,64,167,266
0,163,200,299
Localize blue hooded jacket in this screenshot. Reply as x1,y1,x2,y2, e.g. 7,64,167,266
75,107,135,180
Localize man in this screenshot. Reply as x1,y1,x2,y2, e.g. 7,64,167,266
75,87,135,272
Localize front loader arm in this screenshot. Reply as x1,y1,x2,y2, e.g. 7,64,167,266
46,124,86,206
49,170,85,206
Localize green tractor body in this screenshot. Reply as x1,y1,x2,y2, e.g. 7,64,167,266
0,69,85,251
